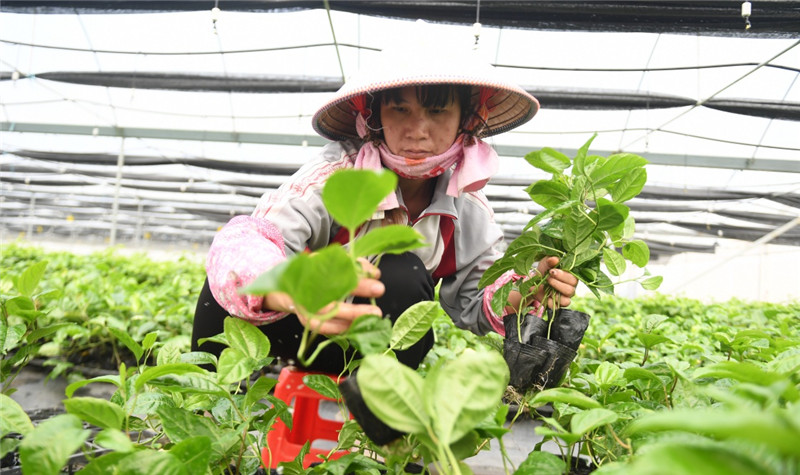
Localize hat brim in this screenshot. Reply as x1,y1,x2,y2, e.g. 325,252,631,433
313,77,539,142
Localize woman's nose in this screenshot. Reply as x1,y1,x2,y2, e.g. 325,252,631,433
404,113,429,138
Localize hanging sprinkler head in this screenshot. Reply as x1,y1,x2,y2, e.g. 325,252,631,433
211,5,221,34
741,1,752,30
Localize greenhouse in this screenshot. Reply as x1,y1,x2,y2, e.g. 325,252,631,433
1,1,799,474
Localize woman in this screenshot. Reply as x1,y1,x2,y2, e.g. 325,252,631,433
191,39,578,374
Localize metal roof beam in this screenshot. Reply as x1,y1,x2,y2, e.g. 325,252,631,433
3,121,798,173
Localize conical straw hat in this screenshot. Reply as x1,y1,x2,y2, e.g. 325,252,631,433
312,22,539,142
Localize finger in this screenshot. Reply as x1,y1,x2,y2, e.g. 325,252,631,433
305,317,352,335
357,258,381,279
352,278,385,298
336,302,382,320
547,273,577,298
548,268,577,287
536,256,560,275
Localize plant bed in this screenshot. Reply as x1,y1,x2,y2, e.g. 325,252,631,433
0,406,113,475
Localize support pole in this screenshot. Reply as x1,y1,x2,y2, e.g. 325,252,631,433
109,138,125,246
27,194,36,237
134,199,144,248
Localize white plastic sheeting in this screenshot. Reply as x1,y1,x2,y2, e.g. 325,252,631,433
1,8,799,258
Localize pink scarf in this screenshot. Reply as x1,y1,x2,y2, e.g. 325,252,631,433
353,114,498,211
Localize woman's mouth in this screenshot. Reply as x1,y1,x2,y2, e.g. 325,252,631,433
402,150,430,160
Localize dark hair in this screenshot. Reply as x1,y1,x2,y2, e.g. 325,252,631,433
364,85,476,141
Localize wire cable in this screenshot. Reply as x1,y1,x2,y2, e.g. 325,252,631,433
0,38,379,55
512,127,800,152
323,0,346,82
622,39,800,151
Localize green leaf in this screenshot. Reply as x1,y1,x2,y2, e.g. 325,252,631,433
478,256,515,289
126,391,175,415
526,180,570,209
516,450,566,475
768,347,800,376
157,406,238,462
217,347,258,385
304,374,341,400
224,316,270,360
596,198,628,231
570,408,618,436
4,297,40,322
158,342,184,366
563,207,595,252
425,350,509,444
108,327,144,362
19,414,90,475
589,152,648,189
242,245,359,315
615,441,771,475
571,134,597,178
0,393,34,436
103,450,189,475
178,351,217,367
135,363,207,391
169,436,213,474
346,314,391,356
693,361,795,401
624,367,665,386
610,167,647,203
147,373,229,397
602,248,626,277
64,397,126,430
141,331,158,351
641,275,663,290
622,240,650,267
322,168,397,231
529,388,602,409
14,260,48,297
94,428,135,453
358,354,428,434
351,225,428,257
524,200,578,231
626,408,800,457
244,376,278,409
637,332,672,348
389,301,440,351
71,453,128,475
65,375,121,398
595,361,623,388
505,230,543,256
524,148,571,174
26,323,77,344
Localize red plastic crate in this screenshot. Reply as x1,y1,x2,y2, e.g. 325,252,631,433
261,366,350,469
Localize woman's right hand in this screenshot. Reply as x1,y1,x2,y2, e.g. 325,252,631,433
263,258,385,335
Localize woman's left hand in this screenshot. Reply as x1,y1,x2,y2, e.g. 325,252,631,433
535,256,578,308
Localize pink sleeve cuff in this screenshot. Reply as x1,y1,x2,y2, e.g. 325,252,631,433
206,215,290,325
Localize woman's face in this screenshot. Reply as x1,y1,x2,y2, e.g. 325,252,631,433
379,86,461,158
